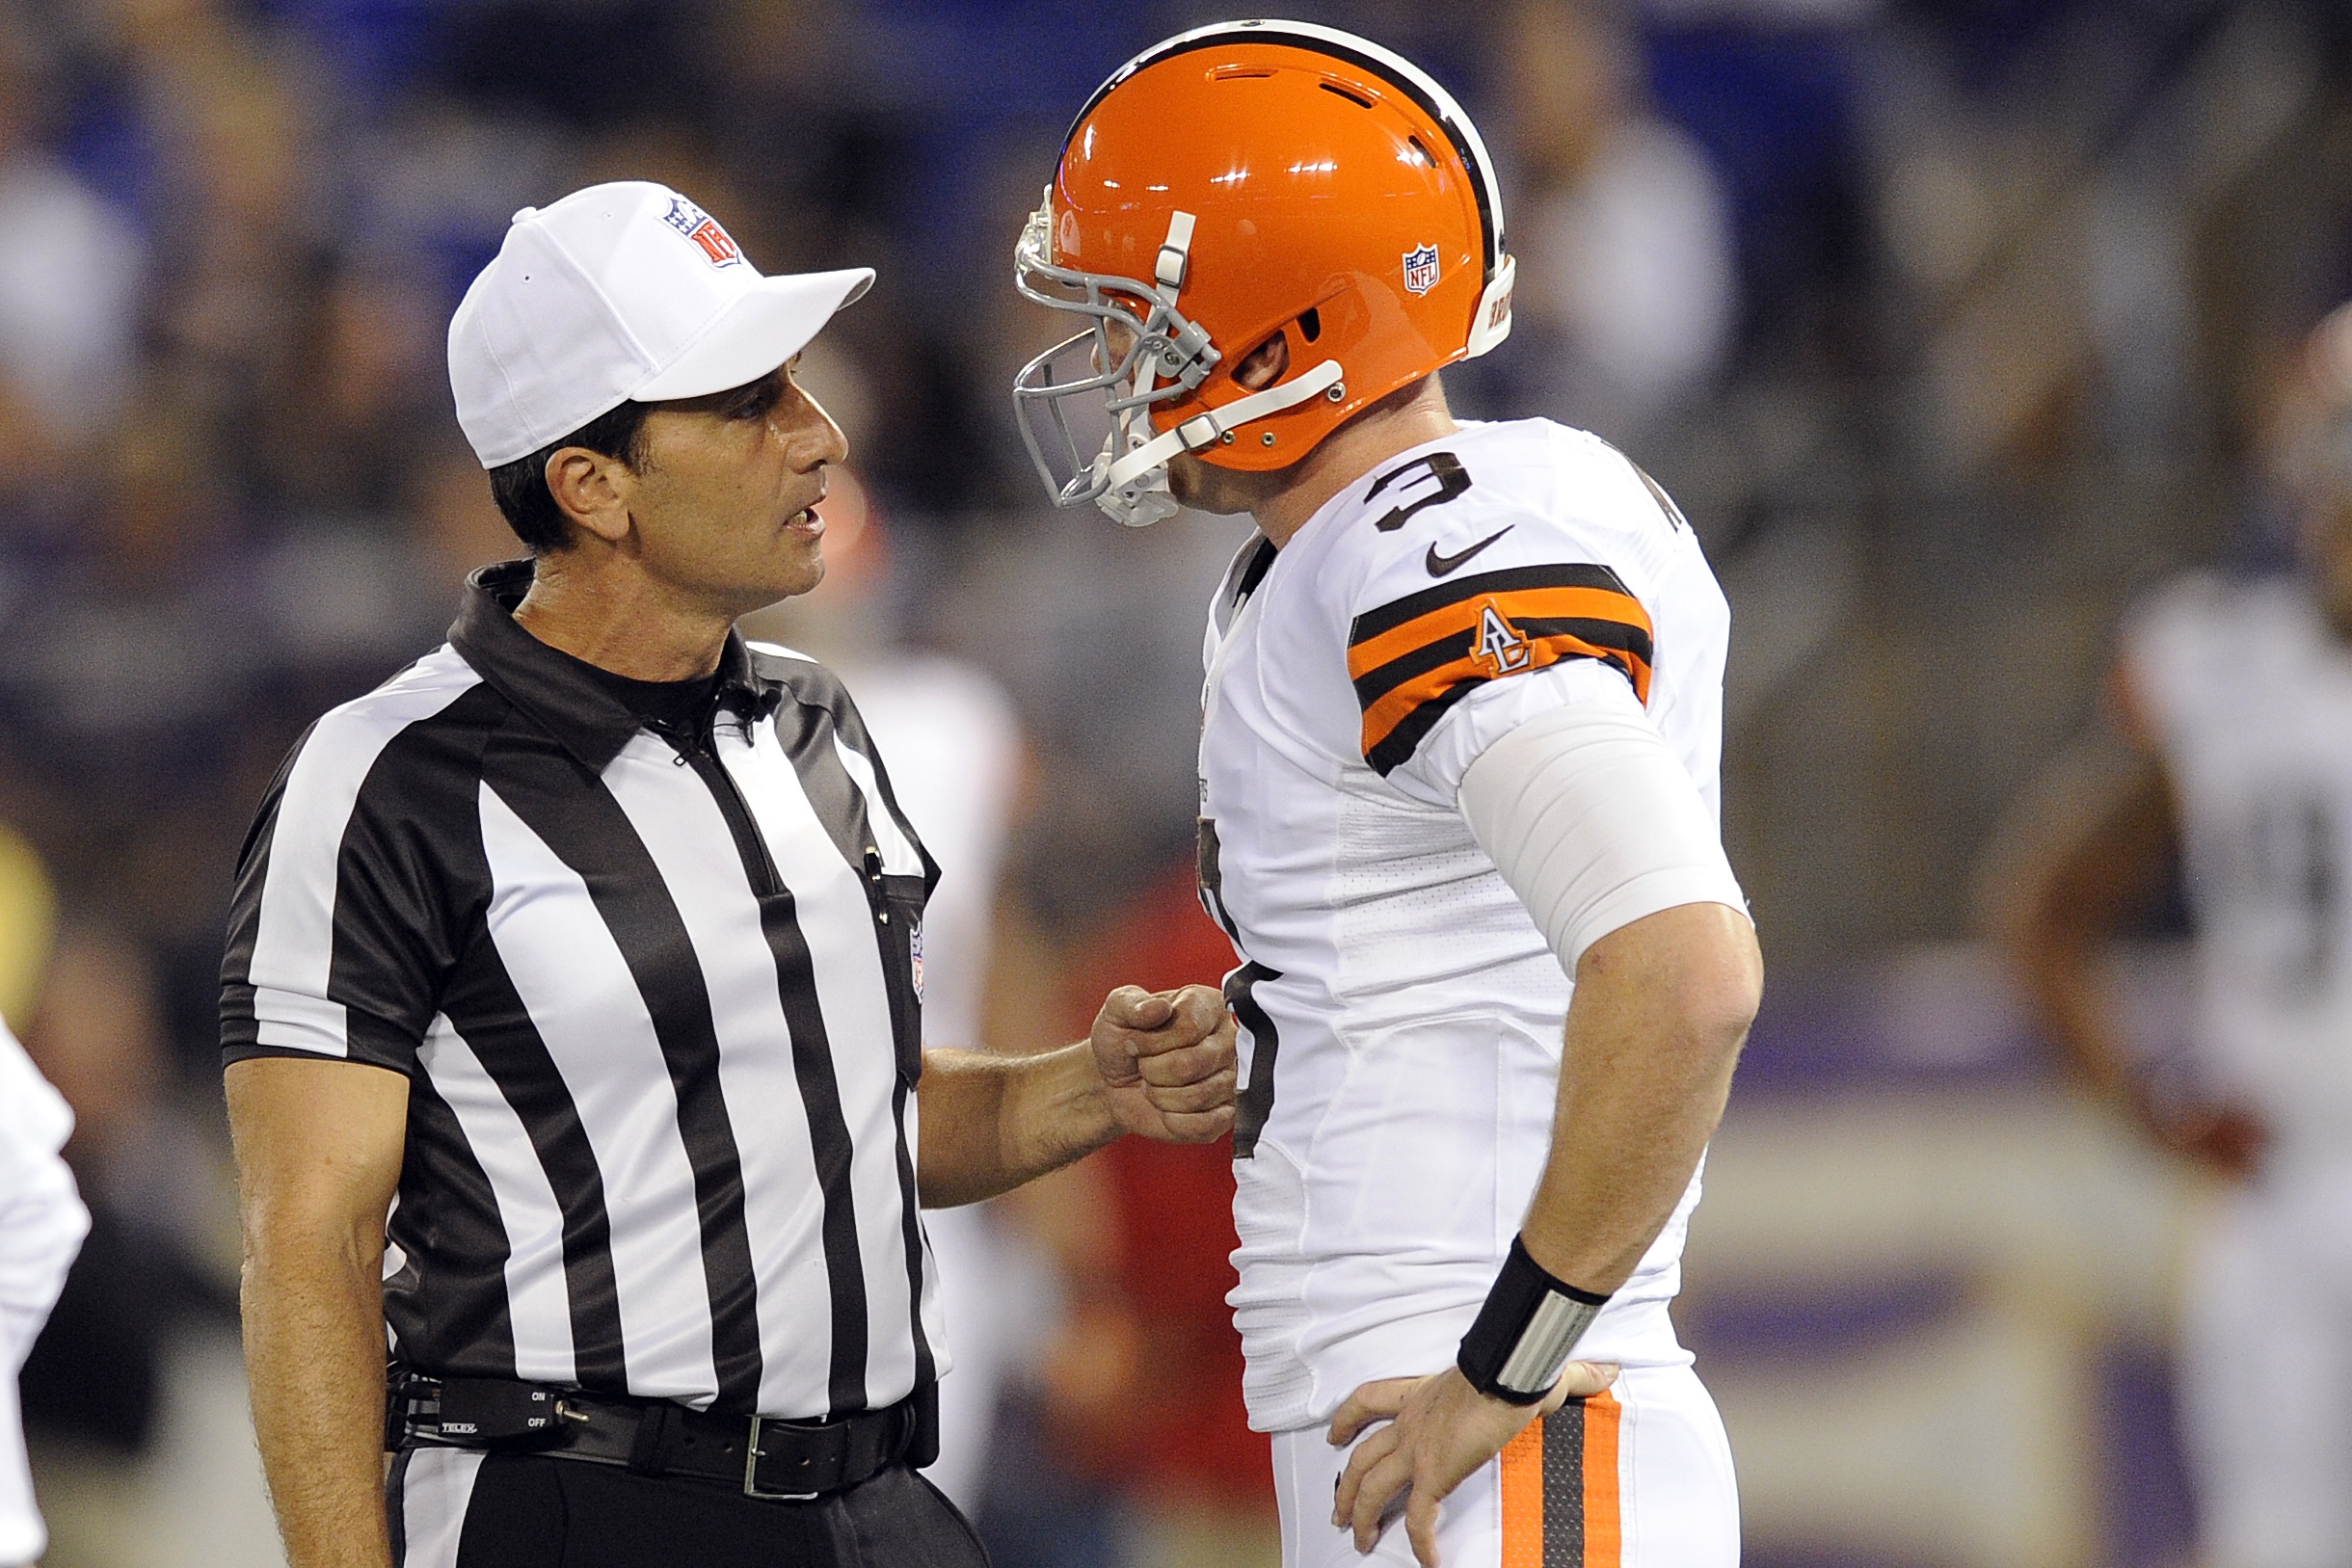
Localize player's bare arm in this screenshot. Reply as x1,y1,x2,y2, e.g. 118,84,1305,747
227,1056,410,1568
1332,902,1760,1563
1986,691,2263,1174
917,984,1238,1208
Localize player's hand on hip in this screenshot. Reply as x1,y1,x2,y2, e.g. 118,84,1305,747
1327,1361,1617,1566
1089,984,1238,1144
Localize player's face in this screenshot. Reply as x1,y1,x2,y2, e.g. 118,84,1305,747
1167,449,1271,514
1167,332,1295,515
621,363,847,614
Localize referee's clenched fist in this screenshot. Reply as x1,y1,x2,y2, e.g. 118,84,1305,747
222,182,1238,1568
1090,986,1241,1144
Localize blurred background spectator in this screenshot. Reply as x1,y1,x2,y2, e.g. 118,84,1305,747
0,0,2346,1564
1499,0,1739,441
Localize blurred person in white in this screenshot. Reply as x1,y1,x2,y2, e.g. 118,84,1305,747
13,917,226,1568
740,401,1046,1513
1996,302,2352,1568
0,18,147,455
0,1019,89,1568
1506,0,1735,440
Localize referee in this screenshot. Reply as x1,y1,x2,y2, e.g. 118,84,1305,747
221,182,1238,1568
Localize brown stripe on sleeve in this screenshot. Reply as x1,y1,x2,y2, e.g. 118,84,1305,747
1345,566,1655,776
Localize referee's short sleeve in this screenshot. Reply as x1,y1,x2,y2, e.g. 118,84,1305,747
221,674,483,1076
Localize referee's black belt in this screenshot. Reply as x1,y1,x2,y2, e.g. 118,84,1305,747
389,1370,931,1501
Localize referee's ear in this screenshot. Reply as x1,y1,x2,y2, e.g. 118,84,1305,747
545,445,635,547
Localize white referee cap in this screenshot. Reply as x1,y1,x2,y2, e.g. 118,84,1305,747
448,180,872,468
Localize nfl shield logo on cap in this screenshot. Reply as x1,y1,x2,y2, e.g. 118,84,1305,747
661,195,743,269
445,180,872,468
1403,244,1440,296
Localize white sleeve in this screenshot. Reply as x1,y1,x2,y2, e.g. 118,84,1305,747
0,1023,87,1568
1387,658,1638,807
1457,680,1748,972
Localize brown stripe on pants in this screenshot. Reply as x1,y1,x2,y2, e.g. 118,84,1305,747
1500,1391,1621,1565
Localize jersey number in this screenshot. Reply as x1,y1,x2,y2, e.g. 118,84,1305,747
1368,452,1471,532
1226,961,1282,1159
2233,796,2340,997
1200,817,1281,1158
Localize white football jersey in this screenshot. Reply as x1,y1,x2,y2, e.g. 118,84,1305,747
1199,417,1733,1433
2125,575,2352,1145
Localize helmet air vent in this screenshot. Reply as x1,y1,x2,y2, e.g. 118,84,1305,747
1318,79,1376,108
1297,307,1323,343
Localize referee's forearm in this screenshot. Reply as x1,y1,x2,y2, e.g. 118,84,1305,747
917,1043,1116,1207
241,1226,394,1568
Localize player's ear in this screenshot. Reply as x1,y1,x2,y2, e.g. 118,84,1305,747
545,446,633,546
1234,332,1292,391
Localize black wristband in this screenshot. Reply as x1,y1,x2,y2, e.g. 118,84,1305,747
1457,1236,1611,1404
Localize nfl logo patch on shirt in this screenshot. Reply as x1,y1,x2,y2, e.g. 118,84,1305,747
663,196,743,268
1403,244,1440,296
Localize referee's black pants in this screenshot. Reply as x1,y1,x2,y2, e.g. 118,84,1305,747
388,1448,990,1567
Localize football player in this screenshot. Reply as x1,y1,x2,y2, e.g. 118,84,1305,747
1996,303,2352,1568
1010,22,1761,1567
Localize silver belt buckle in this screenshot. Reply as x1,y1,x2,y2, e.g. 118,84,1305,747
742,1416,819,1502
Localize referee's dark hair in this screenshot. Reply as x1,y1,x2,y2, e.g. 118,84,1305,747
488,400,655,552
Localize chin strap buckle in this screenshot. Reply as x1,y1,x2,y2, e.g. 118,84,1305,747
1096,357,1347,502
1154,210,1196,298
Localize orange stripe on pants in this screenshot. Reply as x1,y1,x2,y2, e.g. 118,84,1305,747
1500,1419,1545,1568
1498,1393,1623,1567
1581,1391,1622,1566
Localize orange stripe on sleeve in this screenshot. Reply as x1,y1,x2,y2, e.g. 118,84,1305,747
1500,1418,1546,1568
1356,627,1651,762
1346,585,1651,682
1581,1390,1622,1567
1346,582,1656,772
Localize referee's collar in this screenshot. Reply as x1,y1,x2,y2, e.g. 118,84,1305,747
450,560,778,772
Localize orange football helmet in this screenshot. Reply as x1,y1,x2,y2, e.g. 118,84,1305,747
1013,19,1515,525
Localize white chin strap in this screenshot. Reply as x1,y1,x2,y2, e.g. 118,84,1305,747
1092,357,1345,525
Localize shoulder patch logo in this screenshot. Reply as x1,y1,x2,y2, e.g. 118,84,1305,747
1403,243,1440,296
663,196,743,268
1472,600,1532,677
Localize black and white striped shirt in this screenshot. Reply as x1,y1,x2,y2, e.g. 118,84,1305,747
222,562,943,1422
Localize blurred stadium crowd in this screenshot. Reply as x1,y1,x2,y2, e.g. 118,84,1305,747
2,0,2350,1565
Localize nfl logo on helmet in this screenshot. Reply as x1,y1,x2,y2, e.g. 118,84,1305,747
1402,243,1440,296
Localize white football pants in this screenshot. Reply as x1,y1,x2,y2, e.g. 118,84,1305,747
2180,1149,2352,1568
1270,1363,1738,1567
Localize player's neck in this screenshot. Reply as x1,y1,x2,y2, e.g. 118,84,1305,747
1255,379,1459,548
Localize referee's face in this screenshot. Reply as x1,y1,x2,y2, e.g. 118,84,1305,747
622,361,848,614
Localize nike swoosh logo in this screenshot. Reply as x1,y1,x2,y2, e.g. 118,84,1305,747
1426,525,1513,576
